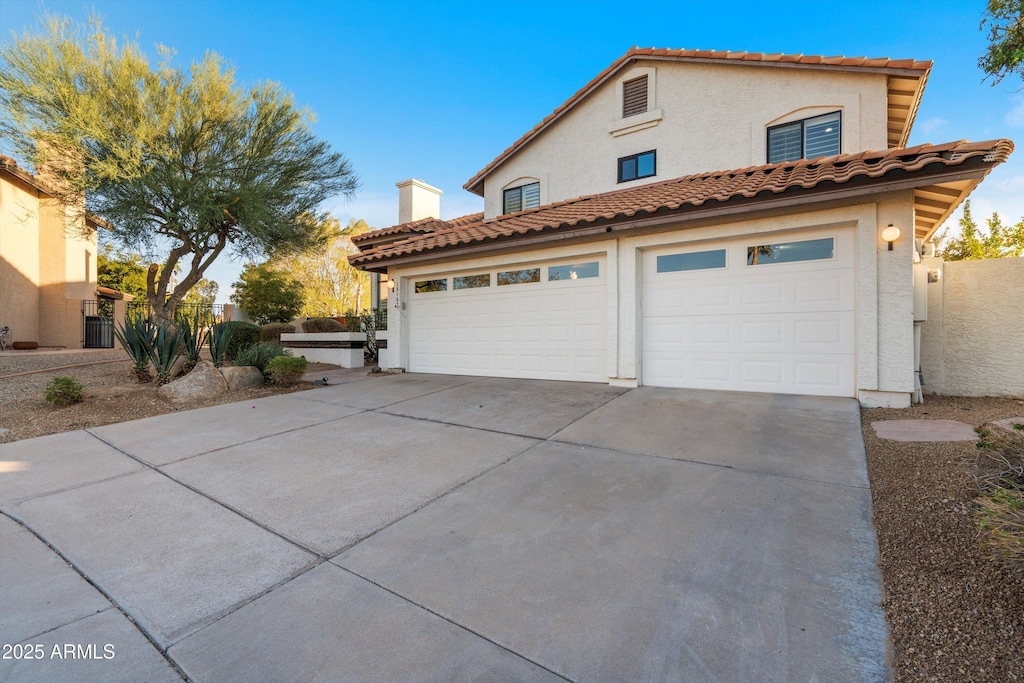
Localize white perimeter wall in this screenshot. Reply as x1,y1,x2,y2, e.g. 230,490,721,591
920,256,1024,398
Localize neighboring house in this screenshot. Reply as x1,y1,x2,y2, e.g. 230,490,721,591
0,155,109,348
351,47,1014,408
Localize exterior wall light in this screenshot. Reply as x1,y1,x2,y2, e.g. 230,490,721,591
386,279,396,290
881,224,901,251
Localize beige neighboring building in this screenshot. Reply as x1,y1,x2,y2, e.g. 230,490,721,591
352,47,1015,408
0,155,106,348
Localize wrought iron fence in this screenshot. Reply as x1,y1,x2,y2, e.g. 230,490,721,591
82,299,115,348
126,301,225,326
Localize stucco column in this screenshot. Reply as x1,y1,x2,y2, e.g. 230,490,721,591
112,299,128,350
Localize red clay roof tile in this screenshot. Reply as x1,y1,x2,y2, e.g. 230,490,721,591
352,139,1012,268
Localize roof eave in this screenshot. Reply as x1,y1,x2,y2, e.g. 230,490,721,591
360,162,992,272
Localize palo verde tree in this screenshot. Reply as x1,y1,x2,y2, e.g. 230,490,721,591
0,14,357,323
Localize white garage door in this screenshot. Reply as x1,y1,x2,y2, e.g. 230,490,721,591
407,258,606,382
642,229,856,397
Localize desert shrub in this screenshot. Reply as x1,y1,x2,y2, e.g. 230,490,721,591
972,423,1024,576
217,321,261,360
44,376,84,406
301,317,346,333
266,355,308,385
261,322,295,342
235,340,292,373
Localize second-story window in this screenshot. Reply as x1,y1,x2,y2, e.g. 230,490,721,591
623,75,648,117
618,150,656,183
767,111,841,163
503,182,540,214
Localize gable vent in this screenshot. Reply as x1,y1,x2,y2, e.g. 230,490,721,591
623,75,648,117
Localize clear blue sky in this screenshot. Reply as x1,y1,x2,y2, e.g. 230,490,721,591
2,0,1021,302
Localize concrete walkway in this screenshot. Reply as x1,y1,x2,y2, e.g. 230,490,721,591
0,375,890,682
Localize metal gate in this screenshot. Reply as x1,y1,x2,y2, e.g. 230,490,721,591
83,299,114,348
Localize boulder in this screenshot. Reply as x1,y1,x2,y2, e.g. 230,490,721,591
220,365,265,391
158,360,227,403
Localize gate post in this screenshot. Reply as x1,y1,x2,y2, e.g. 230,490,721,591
112,299,128,350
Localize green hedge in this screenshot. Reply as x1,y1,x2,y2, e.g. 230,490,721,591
214,321,261,361
261,322,295,342
300,317,345,333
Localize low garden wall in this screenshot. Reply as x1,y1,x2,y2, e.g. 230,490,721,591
280,332,366,367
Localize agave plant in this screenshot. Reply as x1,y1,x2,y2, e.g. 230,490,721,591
113,316,155,382
147,322,184,385
178,311,209,372
234,340,291,374
208,322,235,368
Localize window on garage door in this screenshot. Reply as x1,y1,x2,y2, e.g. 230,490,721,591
746,237,834,266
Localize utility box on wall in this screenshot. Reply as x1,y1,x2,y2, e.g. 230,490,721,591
912,262,928,322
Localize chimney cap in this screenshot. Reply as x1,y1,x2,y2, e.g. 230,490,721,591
395,178,443,195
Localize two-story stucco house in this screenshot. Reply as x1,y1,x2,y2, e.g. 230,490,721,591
350,48,1013,408
0,155,110,349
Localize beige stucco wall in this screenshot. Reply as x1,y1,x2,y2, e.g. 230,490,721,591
0,173,96,347
920,256,1024,397
386,192,917,406
1,177,44,342
482,60,889,218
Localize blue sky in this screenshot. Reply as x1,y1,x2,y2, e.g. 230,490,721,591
2,0,1021,302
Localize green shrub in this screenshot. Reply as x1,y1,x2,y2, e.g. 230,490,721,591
261,322,295,342
218,321,261,360
235,340,291,373
301,317,345,333
266,355,308,385
45,376,84,406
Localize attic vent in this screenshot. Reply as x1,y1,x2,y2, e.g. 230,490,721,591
623,75,648,117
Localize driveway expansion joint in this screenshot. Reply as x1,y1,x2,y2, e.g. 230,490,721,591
0,510,192,682
548,432,871,491
334,564,576,683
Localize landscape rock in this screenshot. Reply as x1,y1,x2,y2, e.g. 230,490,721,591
220,366,265,391
158,360,227,403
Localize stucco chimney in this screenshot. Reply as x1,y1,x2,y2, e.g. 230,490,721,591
396,179,442,224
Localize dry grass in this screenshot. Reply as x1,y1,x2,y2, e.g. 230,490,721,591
973,423,1024,576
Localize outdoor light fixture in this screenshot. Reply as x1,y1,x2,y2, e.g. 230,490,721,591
386,279,396,290
881,224,901,251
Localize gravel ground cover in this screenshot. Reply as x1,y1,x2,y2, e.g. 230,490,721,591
0,349,338,444
863,395,1024,683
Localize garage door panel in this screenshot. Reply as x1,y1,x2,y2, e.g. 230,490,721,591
642,230,855,397
408,263,606,382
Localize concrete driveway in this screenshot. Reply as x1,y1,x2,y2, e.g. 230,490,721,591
0,373,890,682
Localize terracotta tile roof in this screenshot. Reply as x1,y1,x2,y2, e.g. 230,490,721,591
464,46,932,195
352,212,485,248
352,139,1012,268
